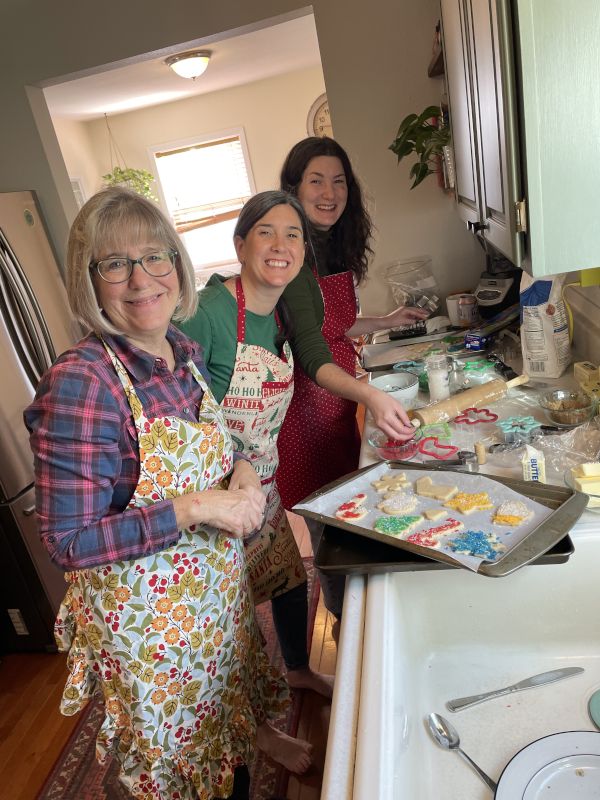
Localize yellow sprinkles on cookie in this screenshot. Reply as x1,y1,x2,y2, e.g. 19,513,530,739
492,499,532,526
444,491,494,514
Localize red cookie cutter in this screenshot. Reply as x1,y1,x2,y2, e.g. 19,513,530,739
418,436,460,460
454,407,499,424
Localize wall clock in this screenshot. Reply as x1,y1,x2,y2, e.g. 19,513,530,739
307,93,332,137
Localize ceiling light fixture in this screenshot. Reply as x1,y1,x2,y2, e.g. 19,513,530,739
165,50,211,80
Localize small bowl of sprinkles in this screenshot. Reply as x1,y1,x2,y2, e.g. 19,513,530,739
368,428,421,461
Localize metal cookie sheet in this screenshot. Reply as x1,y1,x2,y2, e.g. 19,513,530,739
293,462,587,577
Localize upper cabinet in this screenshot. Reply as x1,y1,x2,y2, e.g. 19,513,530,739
441,0,600,277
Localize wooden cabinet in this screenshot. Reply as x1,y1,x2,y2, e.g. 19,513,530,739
441,0,600,277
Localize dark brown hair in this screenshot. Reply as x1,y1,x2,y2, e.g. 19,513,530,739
280,137,373,282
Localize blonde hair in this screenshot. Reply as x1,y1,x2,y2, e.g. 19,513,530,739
67,187,197,335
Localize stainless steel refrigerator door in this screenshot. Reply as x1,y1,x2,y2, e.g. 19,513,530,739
2,485,67,614
0,190,79,501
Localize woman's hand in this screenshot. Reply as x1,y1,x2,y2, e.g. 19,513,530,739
172,481,266,539
364,385,416,441
228,458,262,495
382,305,430,329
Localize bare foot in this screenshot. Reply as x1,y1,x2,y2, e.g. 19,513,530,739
256,722,313,774
286,666,335,699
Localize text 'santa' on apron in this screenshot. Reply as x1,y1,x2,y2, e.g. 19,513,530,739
54,340,288,800
220,278,306,605
276,269,361,509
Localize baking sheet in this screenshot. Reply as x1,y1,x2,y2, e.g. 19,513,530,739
294,463,559,572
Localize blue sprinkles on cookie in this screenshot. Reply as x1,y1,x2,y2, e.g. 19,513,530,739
447,530,506,560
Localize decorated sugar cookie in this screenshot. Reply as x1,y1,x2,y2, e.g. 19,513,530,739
492,499,532,526
447,530,506,560
377,492,419,515
415,476,459,502
373,515,422,536
335,493,368,521
405,530,443,548
444,491,494,515
371,471,410,492
418,517,464,538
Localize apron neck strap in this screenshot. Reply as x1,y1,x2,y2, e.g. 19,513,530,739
235,276,283,342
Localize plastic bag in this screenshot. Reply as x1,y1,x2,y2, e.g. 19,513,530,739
520,272,571,378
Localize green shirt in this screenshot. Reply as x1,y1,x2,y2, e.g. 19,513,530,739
180,274,279,403
282,228,341,381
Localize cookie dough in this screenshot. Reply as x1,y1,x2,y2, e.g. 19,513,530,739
423,507,447,521
415,476,459,502
371,471,410,492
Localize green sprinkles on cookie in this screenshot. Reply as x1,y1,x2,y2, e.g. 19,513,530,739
373,515,422,536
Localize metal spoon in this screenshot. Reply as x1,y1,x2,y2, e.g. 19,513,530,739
427,712,497,792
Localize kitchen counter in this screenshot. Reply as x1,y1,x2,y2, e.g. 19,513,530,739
321,355,600,799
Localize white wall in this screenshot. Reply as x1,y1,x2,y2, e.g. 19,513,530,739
75,66,326,198
0,0,484,313
51,117,103,200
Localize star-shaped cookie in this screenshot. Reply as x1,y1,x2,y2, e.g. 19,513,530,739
371,471,410,492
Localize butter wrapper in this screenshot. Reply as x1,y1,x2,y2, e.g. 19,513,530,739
521,444,546,483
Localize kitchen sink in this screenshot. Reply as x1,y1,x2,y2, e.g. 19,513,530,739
353,521,600,799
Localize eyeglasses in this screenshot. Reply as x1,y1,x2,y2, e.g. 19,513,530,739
91,250,178,283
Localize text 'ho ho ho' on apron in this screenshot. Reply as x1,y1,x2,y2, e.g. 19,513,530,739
219,278,306,605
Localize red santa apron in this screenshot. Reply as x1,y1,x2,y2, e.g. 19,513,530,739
220,278,306,604
276,269,361,509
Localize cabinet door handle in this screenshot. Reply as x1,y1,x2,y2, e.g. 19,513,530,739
23,505,36,516
467,221,488,234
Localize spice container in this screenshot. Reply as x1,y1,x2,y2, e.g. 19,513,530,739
425,353,450,401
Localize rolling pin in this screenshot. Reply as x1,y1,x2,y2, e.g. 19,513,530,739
409,374,530,426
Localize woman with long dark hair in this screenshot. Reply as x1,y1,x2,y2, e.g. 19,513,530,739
277,137,428,618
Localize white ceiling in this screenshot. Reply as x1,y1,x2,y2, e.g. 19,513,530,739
44,14,322,121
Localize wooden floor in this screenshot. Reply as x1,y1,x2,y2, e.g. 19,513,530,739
0,513,337,800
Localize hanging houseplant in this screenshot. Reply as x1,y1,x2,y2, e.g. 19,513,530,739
389,105,451,189
102,166,158,202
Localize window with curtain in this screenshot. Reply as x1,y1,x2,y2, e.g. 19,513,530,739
151,129,255,279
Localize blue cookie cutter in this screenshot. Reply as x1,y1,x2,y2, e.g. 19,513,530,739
497,415,542,443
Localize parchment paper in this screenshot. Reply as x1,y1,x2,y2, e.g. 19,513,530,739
293,463,554,571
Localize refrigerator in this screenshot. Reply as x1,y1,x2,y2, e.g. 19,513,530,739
0,190,80,652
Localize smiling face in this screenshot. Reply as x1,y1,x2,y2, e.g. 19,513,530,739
92,239,180,351
297,155,348,231
234,204,305,292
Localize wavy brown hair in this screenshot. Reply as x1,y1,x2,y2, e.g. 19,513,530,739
279,137,373,282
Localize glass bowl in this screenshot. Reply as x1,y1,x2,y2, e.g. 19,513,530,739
538,389,596,428
370,370,419,407
367,429,421,461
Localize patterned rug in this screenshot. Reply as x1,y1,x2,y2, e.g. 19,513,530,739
36,559,319,800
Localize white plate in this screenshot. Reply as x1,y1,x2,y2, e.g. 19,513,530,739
496,731,600,799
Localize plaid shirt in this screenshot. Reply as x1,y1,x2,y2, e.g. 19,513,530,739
24,326,226,570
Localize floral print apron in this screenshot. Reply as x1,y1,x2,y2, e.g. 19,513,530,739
220,279,306,605
54,340,288,800
276,269,361,509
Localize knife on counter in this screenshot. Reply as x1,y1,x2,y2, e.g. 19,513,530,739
446,667,585,712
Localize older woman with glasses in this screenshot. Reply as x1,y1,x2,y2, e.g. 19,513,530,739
25,187,289,800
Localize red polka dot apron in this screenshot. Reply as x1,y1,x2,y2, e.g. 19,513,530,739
220,279,306,605
276,269,361,509
54,340,288,800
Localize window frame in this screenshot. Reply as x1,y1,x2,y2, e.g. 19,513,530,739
148,127,256,280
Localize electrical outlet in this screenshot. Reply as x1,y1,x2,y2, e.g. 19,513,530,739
580,268,600,287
